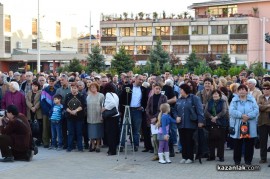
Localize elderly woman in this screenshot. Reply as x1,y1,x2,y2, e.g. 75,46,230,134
0,105,32,162
229,84,259,165
26,81,43,145
102,83,120,156
64,82,86,152
86,82,104,152
174,83,204,164
2,81,26,115
205,89,228,162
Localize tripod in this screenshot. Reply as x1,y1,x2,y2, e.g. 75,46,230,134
117,105,135,161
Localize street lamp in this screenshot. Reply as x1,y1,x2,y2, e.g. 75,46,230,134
87,12,93,54
261,17,269,69
37,0,40,73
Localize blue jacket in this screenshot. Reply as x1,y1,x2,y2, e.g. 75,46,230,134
229,94,259,139
173,94,204,129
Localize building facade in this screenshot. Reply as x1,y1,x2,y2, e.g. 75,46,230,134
100,0,270,68
0,2,86,73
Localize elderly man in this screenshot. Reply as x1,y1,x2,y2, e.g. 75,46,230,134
6,71,13,82
21,71,34,95
38,76,48,89
247,78,262,102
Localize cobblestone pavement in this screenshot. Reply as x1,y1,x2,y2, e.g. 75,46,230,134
0,144,270,179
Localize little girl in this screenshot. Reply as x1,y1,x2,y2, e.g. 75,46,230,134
156,103,179,164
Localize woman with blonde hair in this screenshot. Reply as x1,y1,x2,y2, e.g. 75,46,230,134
86,82,104,152
2,81,26,115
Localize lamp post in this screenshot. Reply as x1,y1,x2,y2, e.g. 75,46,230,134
37,0,41,73
262,17,269,69
89,11,92,54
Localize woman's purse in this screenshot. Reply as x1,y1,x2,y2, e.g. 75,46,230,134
102,93,118,118
102,107,118,118
30,119,40,135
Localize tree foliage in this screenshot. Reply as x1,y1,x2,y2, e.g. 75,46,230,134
194,61,212,75
220,53,232,71
67,58,83,72
148,38,170,73
111,46,135,74
250,62,267,76
184,51,200,72
87,45,106,73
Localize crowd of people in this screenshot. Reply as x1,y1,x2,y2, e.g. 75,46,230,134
0,69,269,167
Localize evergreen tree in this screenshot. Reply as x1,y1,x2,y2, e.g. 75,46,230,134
67,58,83,72
111,46,135,74
194,60,212,75
184,51,200,72
220,53,232,70
251,62,267,76
148,38,170,73
87,45,106,73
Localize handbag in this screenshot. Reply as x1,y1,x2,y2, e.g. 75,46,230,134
102,93,118,118
190,95,198,122
30,119,40,135
102,107,118,118
229,118,236,135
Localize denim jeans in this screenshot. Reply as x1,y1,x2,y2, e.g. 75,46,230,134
67,119,83,151
121,108,142,147
51,120,63,148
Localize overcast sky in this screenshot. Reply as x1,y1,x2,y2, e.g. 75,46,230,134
1,0,206,34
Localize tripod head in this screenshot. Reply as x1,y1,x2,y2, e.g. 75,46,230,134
125,86,132,105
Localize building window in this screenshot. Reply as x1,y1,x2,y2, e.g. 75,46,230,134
78,44,83,53
102,28,116,37
120,27,134,36
211,45,227,53
192,45,208,53
155,26,170,36
102,46,116,55
192,26,208,35
137,45,151,54
211,25,228,34
172,45,189,54
123,46,134,55
32,18,37,35
5,15,11,32
56,21,61,39
172,26,189,35
230,24,247,34
136,26,152,36
5,36,11,53
56,41,61,51
85,43,88,54
230,44,247,54
32,39,37,49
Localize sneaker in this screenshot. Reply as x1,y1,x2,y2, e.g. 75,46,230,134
57,147,63,151
119,146,124,152
152,155,159,161
134,146,138,152
185,159,193,164
180,159,186,164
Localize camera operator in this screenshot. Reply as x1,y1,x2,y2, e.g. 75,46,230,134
0,105,32,162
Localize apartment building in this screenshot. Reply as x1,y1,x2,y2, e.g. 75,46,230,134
0,3,86,72
100,0,270,68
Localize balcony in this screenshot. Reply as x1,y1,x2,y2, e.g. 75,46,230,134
230,34,248,40
100,36,117,42
133,54,149,61
153,35,171,41
171,35,190,41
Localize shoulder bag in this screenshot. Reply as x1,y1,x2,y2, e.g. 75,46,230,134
102,93,118,118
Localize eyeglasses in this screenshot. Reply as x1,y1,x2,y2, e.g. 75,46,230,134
263,88,270,90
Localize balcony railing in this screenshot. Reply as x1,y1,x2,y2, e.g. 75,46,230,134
230,34,248,40
171,35,190,40
153,35,171,41
133,54,149,61
100,36,117,42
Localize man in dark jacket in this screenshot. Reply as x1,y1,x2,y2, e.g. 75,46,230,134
119,75,148,152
